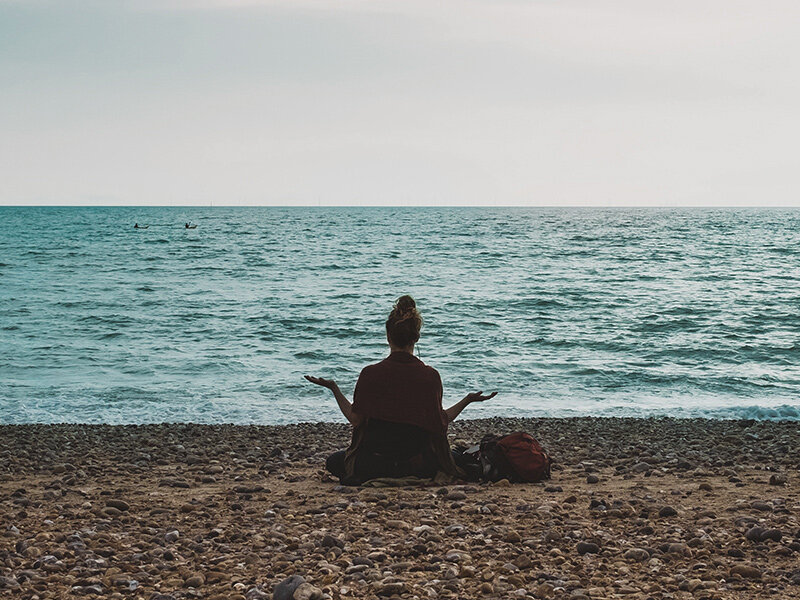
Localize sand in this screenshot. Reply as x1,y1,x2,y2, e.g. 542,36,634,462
1,418,799,599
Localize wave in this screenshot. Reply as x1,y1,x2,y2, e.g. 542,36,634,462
693,404,800,420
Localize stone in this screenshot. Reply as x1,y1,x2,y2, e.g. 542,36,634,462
292,583,323,600
586,475,599,484
165,530,179,543
233,484,265,493
769,473,787,486
106,499,130,512
0,576,20,590
745,526,765,542
659,506,678,517
730,565,762,580
320,535,343,548
537,582,555,597
576,542,600,555
274,575,305,600
352,556,375,568
623,548,649,562
504,530,522,543
184,574,204,588
376,582,406,596
246,587,270,600
446,490,467,501
667,543,690,555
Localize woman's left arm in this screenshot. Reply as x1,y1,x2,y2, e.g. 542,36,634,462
445,391,498,422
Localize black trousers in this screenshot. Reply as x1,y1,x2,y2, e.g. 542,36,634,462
326,449,476,483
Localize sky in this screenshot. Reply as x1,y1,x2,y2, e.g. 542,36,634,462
1,0,799,206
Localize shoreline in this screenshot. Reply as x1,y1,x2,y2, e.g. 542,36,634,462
1,417,799,599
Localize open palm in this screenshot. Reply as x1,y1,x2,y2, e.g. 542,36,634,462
304,375,337,390
465,391,497,403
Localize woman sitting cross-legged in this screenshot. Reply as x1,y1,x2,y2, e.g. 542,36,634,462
305,295,496,485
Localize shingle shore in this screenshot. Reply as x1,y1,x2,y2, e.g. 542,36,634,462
0,418,799,599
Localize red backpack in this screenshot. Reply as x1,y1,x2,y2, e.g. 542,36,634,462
478,432,552,483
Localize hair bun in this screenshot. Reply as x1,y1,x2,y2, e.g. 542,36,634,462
386,295,423,347
395,295,416,313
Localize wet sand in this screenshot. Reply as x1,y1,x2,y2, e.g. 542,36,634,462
1,418,799,599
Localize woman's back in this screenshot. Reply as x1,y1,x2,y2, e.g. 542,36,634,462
352,351,447,435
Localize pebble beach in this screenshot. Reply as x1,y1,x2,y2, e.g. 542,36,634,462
1,418,799,600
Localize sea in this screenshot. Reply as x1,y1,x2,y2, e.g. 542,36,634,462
1,207,799,424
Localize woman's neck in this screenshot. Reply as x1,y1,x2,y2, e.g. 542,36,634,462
389,344,415,355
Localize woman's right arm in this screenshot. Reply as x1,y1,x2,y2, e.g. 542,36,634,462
304,376,363,426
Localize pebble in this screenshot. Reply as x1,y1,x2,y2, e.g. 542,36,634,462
320,535,344,548
576,542,600,555
274,575,305,600
760,528,782,542
730,565,762,580
164,530,180,543
292,583,323,600
658,506,678,517
504,530,522,543
376,582,405,596
623,548,649,562
105,499,130,512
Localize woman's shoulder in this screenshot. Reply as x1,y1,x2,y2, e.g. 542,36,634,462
422,362,440,375
361,354,440,379
416,361,442,383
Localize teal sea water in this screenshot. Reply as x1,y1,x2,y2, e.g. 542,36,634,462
1,207,799,424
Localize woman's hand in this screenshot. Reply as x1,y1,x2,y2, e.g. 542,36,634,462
304,375,338,390
445,390,498,422
304,375,361,426
464,391,498,403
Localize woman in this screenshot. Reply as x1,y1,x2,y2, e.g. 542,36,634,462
305,295,496,485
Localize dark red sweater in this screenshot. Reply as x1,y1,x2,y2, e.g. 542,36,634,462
351,351,448,434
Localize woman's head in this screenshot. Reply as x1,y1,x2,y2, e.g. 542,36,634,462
386,295,422,350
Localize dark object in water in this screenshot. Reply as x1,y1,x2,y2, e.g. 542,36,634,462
185,223,197,229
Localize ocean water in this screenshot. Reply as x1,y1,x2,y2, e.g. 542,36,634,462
1,206,799,424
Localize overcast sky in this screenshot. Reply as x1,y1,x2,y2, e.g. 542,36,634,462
2,0,799,206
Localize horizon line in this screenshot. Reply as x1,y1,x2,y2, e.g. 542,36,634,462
2,204,800,209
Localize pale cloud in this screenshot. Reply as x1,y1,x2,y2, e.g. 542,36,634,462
1,1,799,205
